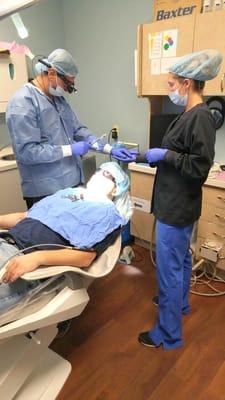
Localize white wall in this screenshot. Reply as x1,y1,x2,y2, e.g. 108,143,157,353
62,0,151,151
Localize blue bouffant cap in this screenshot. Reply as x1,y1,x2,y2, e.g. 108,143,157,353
99,162,130,198
99,162,133,223
169,49,223,81
35,48,78,77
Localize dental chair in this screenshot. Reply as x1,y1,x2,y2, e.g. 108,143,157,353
0,236,121,400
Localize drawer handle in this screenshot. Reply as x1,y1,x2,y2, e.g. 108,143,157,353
221,73,225,92
217,195,225,202
213,231,225,239
215,214,225,221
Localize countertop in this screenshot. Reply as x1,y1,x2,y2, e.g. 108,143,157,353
128,162,225,190
0,146,17,172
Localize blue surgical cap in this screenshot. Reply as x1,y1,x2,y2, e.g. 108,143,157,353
35,48,78,77
99,162,130,198
169,49,222,81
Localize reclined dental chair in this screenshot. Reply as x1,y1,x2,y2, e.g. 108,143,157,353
0,236,121,400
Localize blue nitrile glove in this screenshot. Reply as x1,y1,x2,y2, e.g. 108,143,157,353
128,149,139,161
144,148,168,164
71,142,90,156
111,148,139,162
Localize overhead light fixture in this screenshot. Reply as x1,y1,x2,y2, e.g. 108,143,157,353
11,13,28,39
0,0,41,20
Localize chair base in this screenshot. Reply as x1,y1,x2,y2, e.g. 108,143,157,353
0,326,71,400
15,348,71,400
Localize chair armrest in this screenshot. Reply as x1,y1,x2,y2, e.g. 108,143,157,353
21,236,121,281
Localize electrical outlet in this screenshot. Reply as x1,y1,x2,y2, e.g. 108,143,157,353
113,124,119,135
111,124,119,140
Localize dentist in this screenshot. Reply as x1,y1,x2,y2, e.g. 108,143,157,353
6,48,133,208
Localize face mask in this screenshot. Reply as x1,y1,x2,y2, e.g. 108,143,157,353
168,89,188,107
49,77,67,97
86,173,115,200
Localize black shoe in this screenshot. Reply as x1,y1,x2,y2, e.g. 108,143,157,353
138,332,159,348
152,295,158,307
56,319,72,338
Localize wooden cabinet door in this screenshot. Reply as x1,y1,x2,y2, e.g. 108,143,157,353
140,15,195,96
194,11,225,96
0,54,28,112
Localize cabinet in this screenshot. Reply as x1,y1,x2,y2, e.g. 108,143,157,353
129,164,155,243
196,184,225,271
129,164,225,272
137,10,225,96
0,53,28,113
194,11,225,95
138,15,195,96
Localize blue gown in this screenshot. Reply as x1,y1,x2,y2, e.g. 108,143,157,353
6,83,96,197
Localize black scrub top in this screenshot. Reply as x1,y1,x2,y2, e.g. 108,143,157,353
152,103,216,227
9,218,121,258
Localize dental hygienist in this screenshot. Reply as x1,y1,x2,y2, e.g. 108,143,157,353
6,48,133,209
135,49,222,350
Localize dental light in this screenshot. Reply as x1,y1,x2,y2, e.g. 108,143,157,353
0,0,41,20
11,13,28,39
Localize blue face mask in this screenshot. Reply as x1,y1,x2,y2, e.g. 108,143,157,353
49,77,67,97
168,89,188,107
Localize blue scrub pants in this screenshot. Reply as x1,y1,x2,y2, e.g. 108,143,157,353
149,220,193,350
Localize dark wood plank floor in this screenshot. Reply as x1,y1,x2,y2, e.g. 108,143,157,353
52,244,225,400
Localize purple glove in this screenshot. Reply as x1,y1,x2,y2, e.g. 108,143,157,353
111,148,139,162
71,142,90,156
144,148,168,164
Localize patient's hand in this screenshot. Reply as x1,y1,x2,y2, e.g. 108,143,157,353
2,253,41,283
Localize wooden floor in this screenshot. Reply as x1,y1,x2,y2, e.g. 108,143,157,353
52,245,225,400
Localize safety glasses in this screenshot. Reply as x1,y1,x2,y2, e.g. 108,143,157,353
57,73,77,94
38,59,77,94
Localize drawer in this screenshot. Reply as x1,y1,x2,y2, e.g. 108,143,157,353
201,203,225,225
198,220,225,244
203,186,225,209
131,209,155,243
130,171,154,200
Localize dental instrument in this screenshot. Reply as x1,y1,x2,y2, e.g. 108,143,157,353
90,133,107,146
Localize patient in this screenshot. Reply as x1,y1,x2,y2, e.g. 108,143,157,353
0,162,132,314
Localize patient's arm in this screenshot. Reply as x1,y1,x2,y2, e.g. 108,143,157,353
0,212,27,229
2,248,97,283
